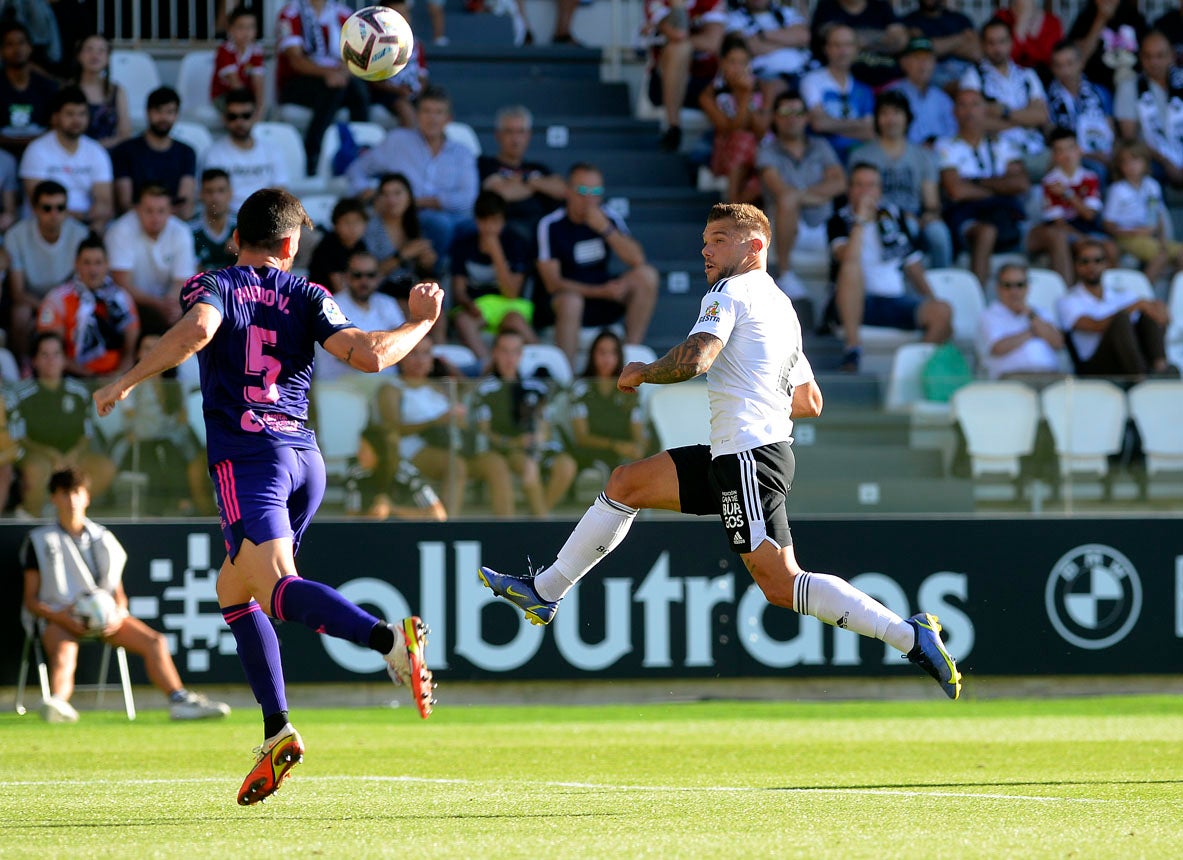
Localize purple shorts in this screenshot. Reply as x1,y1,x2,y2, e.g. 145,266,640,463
210,447,326,561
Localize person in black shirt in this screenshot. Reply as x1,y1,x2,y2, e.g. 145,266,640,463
308,197,368,293
478,105,565,244
0,21,56,157
111,87,197,220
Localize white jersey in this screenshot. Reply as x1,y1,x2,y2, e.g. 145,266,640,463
688,268,813,456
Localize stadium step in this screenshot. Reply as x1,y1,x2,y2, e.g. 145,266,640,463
470,117,663,151
429,44,603,80
449,79,633,120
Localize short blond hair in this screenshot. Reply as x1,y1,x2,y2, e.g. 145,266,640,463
707,203,771,244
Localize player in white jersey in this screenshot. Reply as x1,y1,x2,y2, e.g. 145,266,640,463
480,203,961,699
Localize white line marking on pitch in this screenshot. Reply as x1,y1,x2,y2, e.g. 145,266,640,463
0,775,1108,803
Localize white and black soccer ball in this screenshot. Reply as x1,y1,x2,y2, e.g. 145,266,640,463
72,590,121,634
340,6,415,82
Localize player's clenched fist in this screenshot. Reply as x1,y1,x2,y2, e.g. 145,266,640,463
408,281,444,324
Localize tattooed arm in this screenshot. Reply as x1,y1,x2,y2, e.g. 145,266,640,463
618,332,723,393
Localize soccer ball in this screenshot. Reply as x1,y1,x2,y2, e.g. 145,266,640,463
340,6,414,82
72,590,122,634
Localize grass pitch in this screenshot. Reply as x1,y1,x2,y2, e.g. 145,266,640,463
2,695,1181,859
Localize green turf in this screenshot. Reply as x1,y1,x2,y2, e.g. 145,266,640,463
2,696,1182,859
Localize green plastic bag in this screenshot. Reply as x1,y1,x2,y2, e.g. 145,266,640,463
921,343,973,403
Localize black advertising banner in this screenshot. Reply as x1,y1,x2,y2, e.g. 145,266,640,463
3,518,1181,686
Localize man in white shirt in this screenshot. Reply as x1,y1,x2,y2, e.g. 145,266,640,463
478,202,963,701
316,251,406,382
203,89,289,215
106,184,198,333
18,86,112,231
1057,239,1172,377
1114,30,1183,187
978,263,1064,380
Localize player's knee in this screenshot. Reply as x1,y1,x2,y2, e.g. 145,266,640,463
605,463,644,507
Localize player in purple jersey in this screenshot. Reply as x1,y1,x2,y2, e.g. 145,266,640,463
94,188,444,806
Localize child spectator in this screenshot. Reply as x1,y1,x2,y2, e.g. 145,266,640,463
723,0,811,103
369,0,429,128
1027,128,1113,286
191,168,237,271
698,34,767,204
211,5,266,122
451,190,537,366
1102,139,1183,285
70,34,131,149
308,197,369,293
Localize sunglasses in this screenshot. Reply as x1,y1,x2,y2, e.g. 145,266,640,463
349,270,379,279
225,110,252,121
998,280,1027,289
1076,256,1106,265
38,203,67,212
575,184,604,196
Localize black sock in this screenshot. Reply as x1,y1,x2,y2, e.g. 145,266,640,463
264,710,290,740
368,622,396,654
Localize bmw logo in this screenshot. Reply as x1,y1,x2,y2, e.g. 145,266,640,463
1045,544,1142,650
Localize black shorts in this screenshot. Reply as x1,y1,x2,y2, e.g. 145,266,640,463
668,442,795,554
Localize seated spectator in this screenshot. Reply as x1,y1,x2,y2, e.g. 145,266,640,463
1068,0,1147,94
203,88,289,216
1058,239,1173,378
810,0,907,88
368,0,428,128
800,24,874,164
349,423,448,520
0,0,60,73
472,330,577,517
699,35,767,204
1047,39,1115,181
110,86,196,220
850,89,952,269
363,172,440,305
756,90,846,298
346,85,477,261
723,0,811,102
106,184,198,333
308,197,369,294
275,0,368,174
937,88,1031,289
1114,31,1183,188
69,34,130,149
22,466,229,721
1028,129,1114,285
643,0,727,151
827,162,952,373
1102,140,1183,285
0,389,18,512
567,330,648,476
478,105,565,243
978,262,1065,381
105,334,212,516
36,235,139,379
211,5,265,121
451,190,537,367
315,250,405,383
0,22,57,157
1155,1,1183,66
887,37,956,146
535,163,659,364
959,18,1050,176
901,0,980,88
996,0,1064,74
6,332,116,518
0,126,16,227
19,86,113,231
191,168,237,271
6,180,88,361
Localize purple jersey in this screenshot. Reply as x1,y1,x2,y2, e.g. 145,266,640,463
181,266,356,464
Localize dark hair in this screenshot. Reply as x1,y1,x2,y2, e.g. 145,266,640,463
228,5,258,26
873,89,913,134
346,248,378,270
417,84,451,107
51,85,88,114
49,466,89,496
135,183,171,205
581,329,624,379
772,89,804,112
376,173,422,239
1073,236,1108,262
0,21,31,44
848,161,882,181
236,188,313,252
32,330,65,356
474,189,507,220
719,32,750,58
223,87,256,109
567,161,601,179
31,179,68,204
1048,127,1079,147
201,167,230,184
147,85,180,111
331,197,368,224
75,232,107,259
982,16,1012,38
1051,38,1079,58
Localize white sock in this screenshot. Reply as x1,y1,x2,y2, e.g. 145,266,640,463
533,492,638,601
795,572,915,653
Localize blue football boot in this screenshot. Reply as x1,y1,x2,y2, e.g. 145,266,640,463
478,566,559,626
906,612,962,700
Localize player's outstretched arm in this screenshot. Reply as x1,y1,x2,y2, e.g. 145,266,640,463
323,282,444,373
618,331,723,393
94,303,223,417
790,379,823,418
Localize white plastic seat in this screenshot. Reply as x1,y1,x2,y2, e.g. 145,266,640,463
186,389,207,447
444,121,481,157
170,120,214,170
883,342,937,413
1026,268,1067,317
432,343,480,374
1040,379,1127,477
951,381,1040,478
313,121,388,192
109,50,162,130
1167,272,1183,370
927,267,985,345
252,122,319,193
623,343,658,365
314,384,371,480
176,50,221,129
301,193,339,231
1101,268,1155,301
648,382,711,449
1128,380,1183,475
520,343,573,385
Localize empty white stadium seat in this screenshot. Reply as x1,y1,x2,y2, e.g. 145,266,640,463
951,382,1039,478
252,122,319,193
883,342,937,413
1101,268,1155,301
176,50,220,129
927,267,985,345
1040,379,1127,477
313,121,388,193
1128,380,1183,475
170,120,213,170
110,50,162,130
1026,268,1067,318
520,343,573,385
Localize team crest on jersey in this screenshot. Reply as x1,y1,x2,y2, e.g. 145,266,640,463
322,297,348,325
698,301,721,324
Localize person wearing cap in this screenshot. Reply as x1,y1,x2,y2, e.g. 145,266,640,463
901,0,980,89
887,37,956,146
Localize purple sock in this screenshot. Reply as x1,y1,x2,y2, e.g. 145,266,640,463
271,576,381,647
221,601,287,718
